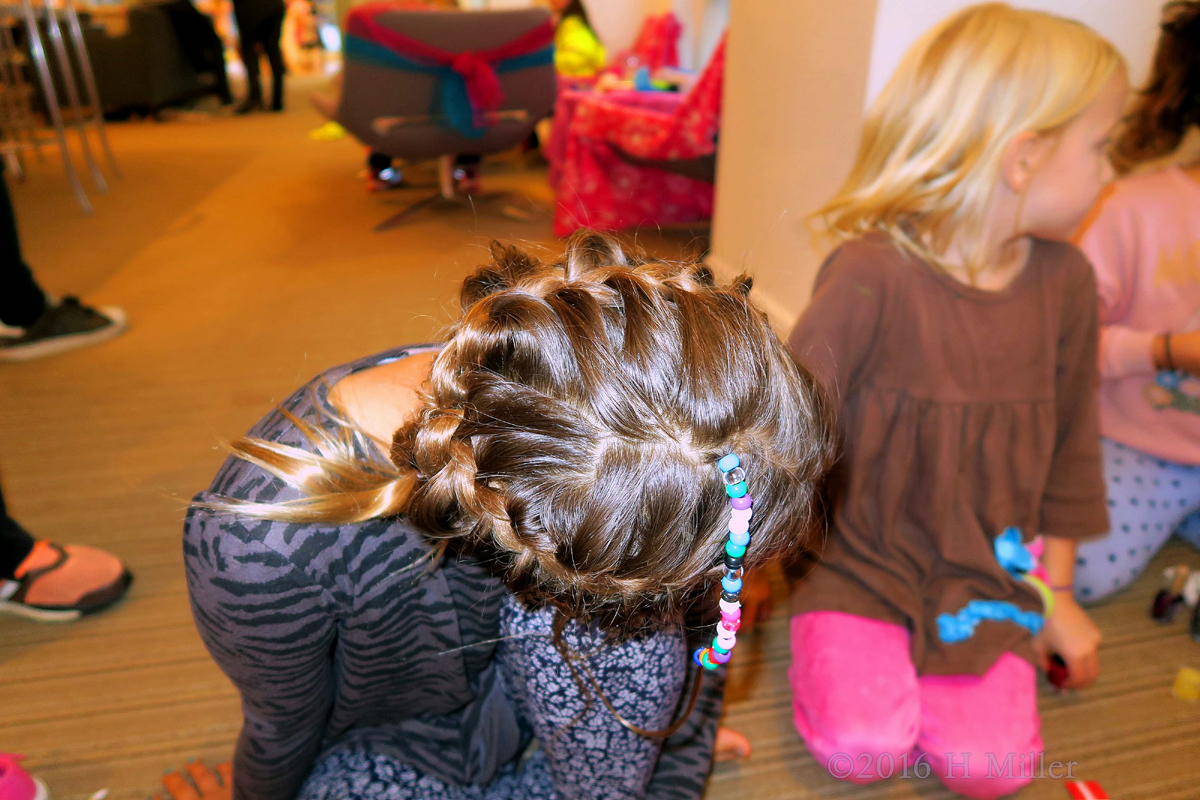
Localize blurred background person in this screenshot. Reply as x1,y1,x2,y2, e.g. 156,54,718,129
234,0,287,113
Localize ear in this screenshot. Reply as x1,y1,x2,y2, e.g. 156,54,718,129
1001,131,1043,194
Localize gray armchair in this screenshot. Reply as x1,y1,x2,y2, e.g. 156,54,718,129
336,6,556,229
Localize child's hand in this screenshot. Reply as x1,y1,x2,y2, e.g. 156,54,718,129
1156,331,1200,374
1035,595,1101,689
714,726,752,761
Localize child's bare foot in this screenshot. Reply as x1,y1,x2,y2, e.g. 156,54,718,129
714,726,751,761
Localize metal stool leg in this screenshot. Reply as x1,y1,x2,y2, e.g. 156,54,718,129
62,0,118,179
41,0,105,192
19,0,90,214
0,23,42,163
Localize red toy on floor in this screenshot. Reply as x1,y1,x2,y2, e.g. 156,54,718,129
1065,780,1109,800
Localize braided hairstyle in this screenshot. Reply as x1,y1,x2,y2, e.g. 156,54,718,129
217,233,832,641
1114,1,1200,171
392,233,829,639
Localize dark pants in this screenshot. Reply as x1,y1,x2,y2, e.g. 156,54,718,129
0,481,35,580
0,163,47,328
238,10,286,109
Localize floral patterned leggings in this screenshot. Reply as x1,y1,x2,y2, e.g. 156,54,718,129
1074,438,1200,603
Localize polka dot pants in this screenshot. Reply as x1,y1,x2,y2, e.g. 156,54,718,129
1074,438,1200,603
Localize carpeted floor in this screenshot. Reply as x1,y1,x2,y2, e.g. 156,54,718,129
1,78,1198,800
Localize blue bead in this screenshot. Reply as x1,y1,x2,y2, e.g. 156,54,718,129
725,481,748,498
722,575,743,593
729,530,750,547
717,454,740,473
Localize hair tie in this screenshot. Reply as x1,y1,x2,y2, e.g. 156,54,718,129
693,453,753,670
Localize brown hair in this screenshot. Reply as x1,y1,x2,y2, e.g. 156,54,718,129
559,0,593,30
214,233,832,641
1113,1,1200,171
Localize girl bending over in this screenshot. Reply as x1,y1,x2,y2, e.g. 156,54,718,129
185,234,831,800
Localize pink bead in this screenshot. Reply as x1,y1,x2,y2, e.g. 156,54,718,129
720,614,741,632
716,631,737,649
730,507,753,522
729,517,750,534
718,619,740,636
719,598,741,614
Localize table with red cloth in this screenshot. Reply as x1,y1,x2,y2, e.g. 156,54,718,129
547,37,725,237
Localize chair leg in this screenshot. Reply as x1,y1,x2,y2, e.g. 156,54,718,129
438,154,455,200
62,0,120,179
19,0,90,214
41,0,106,193
0,25,42,163
374,192,448,232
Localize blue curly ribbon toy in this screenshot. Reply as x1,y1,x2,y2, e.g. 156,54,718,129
936,527,1047,643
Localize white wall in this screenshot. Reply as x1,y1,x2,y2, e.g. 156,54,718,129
865,0,1162,107
708,0,879,330
583,0,725,67
586,0,673,54
671,0,729,70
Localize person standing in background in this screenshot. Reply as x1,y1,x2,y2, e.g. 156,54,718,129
234,0,287,113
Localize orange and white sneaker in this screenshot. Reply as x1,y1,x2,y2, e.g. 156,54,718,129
0,754,48,800
0,541,132,622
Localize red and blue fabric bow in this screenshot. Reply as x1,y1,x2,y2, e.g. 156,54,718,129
345,4,555,138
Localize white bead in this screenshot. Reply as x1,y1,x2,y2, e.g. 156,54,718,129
716,631,737,648
730,507,753,522
718,620,737,636
729,517,750,534
718,598,742,614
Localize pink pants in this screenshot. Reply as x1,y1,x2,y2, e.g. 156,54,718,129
789,611,1042,800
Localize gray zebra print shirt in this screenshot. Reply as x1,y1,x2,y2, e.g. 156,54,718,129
184,345,723,800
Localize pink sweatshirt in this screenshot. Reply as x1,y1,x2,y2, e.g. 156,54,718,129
1078,165,1200,464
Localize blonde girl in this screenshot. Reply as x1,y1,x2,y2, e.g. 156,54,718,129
787,5,1126,799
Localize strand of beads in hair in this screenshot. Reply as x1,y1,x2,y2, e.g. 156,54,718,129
694,453,752,671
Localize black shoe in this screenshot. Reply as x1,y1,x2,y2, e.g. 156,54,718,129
0,297,127,362
235,97,264,115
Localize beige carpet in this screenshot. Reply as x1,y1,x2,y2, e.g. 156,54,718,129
1,79,1198,800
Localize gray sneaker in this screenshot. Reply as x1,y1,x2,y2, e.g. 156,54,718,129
0,297,127,361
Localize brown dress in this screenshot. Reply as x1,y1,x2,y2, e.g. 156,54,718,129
788,234,1109,676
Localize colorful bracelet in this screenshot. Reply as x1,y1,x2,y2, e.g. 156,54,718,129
693,453,753,671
